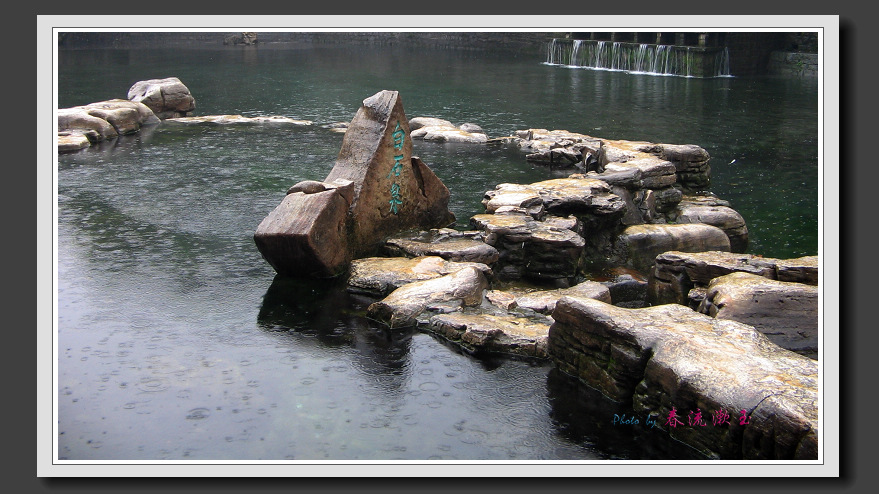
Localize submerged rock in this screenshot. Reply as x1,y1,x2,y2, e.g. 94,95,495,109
166,115,313,125
548,296,818,460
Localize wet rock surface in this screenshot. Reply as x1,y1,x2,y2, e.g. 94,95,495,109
648,251,819,307
408,116,488,143
166,115,313,125
384,229,500,265
346,256,493,297
548,296,819,460
57,99,161,152
365,266,489,329
696,272,819,359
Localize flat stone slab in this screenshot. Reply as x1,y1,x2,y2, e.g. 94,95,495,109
482,177,624,218
366,266,489,328
57,132,92,153
486,281,611,314
384,229,499,264
428,311,552,358
166,115,313,125
697,272,819,359
548,296,819,460
347,256,492,297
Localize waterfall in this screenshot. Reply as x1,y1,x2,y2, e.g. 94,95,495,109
544,39,732,78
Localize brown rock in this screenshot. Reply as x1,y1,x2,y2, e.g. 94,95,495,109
253,180,354,278
697,272,819,358
548,297,818,460
325,91,455,257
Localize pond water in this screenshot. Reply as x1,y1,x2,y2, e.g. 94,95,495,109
55,41,819,461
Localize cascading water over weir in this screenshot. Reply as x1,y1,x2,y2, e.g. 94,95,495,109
545,39,731,78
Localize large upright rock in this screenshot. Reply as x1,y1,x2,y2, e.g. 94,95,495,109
254,90,456,278
325,90,455,257
127,77,196,119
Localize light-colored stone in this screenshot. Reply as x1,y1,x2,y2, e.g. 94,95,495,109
127,77,196,119
428,311,552,358
366,266,489,328
166,115,312,125
347,256,492,297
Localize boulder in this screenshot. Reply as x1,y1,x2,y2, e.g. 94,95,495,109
676,195,749,253
346,256,493,297
697,272,819,359
81,99,161,135
324,91,456,257
408,117,454,130
57,99,161,151
253,179,355,278
614,223,731,274
57,108,119,141
365,266,489,328
127,77,196,119
548,296,818,460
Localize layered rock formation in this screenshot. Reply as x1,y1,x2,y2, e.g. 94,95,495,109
648,250,819,307
548,296,819,460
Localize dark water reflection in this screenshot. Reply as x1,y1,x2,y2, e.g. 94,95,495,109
56,42,817,461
